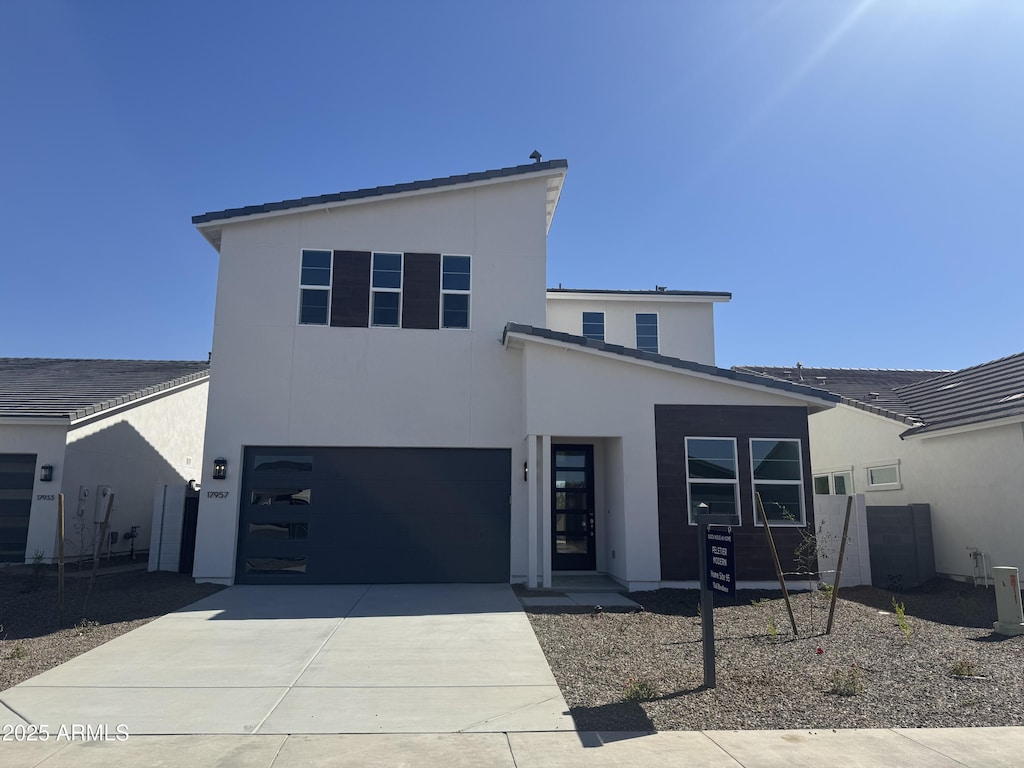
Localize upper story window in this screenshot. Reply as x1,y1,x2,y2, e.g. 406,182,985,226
298,250,332,325
751,438,805,526
636,313,659,353
371,252,403,327
582,312,605,341
866,461,901,490
441,255,471,329
685,437,740,525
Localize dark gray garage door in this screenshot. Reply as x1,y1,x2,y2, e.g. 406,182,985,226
0,454,35,563
236,447,511,584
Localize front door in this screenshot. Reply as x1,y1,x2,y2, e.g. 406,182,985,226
551,444,596,571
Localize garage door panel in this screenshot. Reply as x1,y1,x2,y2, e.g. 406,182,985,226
237,447,510,584
0,453,35,563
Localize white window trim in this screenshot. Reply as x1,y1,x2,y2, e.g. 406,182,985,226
865,459,902,491
297,248,332,326
581,311,605,341
440,253,472,330
370,251,403,328
635,311,660,353
751,437,806,527
685,436,740,526
812,465,855,495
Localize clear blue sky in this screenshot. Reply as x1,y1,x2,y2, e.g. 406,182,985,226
2,1,1021,370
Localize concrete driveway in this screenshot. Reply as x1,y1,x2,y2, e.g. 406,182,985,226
0,584,574,735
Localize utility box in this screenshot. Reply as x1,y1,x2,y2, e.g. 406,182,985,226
992,566,1024,636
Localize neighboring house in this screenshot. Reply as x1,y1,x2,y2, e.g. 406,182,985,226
736,356,1024,582
0,359,210,564
190,159,838,589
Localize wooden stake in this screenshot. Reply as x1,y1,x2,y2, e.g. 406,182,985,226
83,492,114,617
58,493,65,626
826,495,854,635
756,492,798,635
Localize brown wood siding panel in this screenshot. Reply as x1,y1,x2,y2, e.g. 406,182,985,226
654,405,815,582
401,253,441,329
330,251,371,327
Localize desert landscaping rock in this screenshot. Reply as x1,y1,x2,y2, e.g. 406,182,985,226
520,580,1024,731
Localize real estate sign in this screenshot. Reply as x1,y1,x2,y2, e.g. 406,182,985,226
706,528,735,597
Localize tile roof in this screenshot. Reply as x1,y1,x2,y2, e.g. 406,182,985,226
0,359,210,421
896,352,1024,436
503,324,839,405
192,159,569,225
731,366,944,424
736,353,1024,436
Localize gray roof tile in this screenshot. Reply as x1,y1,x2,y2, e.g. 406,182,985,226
0,359,210,421
736,354,1024,436
732,366,944,423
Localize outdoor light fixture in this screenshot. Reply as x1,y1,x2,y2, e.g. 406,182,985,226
213,457,227,480
40,464,53,482
523,461,529,482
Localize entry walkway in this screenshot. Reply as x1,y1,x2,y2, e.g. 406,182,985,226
0,584,573,735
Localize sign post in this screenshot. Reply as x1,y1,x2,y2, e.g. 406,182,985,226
695,505,736,689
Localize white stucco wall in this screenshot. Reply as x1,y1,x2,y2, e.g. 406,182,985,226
60,381,208,561
195,176,554,582
545,296,719,364
0,422,68,562
520,339,817,587
807,405,1024,580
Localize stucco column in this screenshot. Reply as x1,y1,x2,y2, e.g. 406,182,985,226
527,434,538,588
541,434,552,588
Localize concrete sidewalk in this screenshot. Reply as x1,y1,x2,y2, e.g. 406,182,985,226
0,584,572,735
5,728,1024,767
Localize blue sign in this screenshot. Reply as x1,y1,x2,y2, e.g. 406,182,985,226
706,528,735,597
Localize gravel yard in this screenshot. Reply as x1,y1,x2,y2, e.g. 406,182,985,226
0,562,224,692
520,580,1024,731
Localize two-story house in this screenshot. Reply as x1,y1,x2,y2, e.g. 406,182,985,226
190,159,838,589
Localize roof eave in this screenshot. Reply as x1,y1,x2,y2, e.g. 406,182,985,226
546,290,732,303
194,161,569,252
502,324,839,411
901,412,1024,440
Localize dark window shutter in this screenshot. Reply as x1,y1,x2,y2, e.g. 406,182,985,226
331,251,371,327
401,253,441,329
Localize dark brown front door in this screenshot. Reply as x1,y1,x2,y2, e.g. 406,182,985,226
551,444,596,571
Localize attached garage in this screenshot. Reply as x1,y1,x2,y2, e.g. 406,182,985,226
236,447,512,584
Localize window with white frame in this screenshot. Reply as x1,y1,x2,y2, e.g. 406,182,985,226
685,437,740,525
582,311,605,341
441,255,471,329
370,252,402,327
298,249,332,325
635,312,659,353
751,438,805,525
813,469,853,495
866,461,901,490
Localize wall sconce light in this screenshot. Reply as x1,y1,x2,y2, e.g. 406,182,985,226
213,457,227,480
40,464,54,482
523,461,529,482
